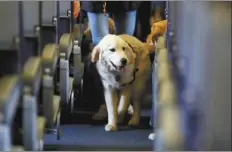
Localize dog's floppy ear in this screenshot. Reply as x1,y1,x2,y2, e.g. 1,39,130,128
91,45,101,62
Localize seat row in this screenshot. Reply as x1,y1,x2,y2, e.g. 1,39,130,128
0,1,83,151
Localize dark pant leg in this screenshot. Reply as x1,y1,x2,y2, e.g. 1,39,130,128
137,1,152,42
82,59,105,110
91,63,105,107
151,1,166,20
82,59,94,105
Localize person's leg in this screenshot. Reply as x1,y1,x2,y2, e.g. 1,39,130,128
150,1,166,24
113,10,137,35
137,2,152,42
87,12,109,45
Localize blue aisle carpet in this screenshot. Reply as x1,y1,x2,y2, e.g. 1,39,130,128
44,110,153,151
44,124,153,151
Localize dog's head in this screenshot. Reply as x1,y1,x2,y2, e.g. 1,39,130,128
91,34,136,72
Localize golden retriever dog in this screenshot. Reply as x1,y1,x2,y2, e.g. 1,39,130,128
91,34,151,132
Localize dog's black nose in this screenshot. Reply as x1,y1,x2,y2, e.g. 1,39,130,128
120,58,127,66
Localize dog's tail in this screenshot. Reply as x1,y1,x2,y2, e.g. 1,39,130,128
143,43,155,54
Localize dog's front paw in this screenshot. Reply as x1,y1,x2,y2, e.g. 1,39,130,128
128,118,140,126
105,124,118,132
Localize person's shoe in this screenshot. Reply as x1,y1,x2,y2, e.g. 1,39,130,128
92,104,108,120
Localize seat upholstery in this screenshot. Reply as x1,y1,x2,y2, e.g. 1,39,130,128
41,44,58,75
22,57,42,95
59,33,73,59
0,76,18,105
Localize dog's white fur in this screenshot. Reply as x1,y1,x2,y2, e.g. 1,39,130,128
91,34,151,132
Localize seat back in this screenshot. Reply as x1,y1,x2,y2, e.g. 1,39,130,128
0,2,23,150
22,2,40,56
59,1,71,34
165,1,231,151
40,2,60,51
0,2,24,75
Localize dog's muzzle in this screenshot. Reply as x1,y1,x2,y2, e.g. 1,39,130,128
110,59,127,72
110,61,127,72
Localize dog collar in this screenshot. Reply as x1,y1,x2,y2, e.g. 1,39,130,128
99,67,139,88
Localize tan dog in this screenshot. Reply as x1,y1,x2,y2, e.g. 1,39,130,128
91,34,151,132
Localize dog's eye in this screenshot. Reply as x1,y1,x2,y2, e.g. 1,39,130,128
122,47,126,51
109,48,116,52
